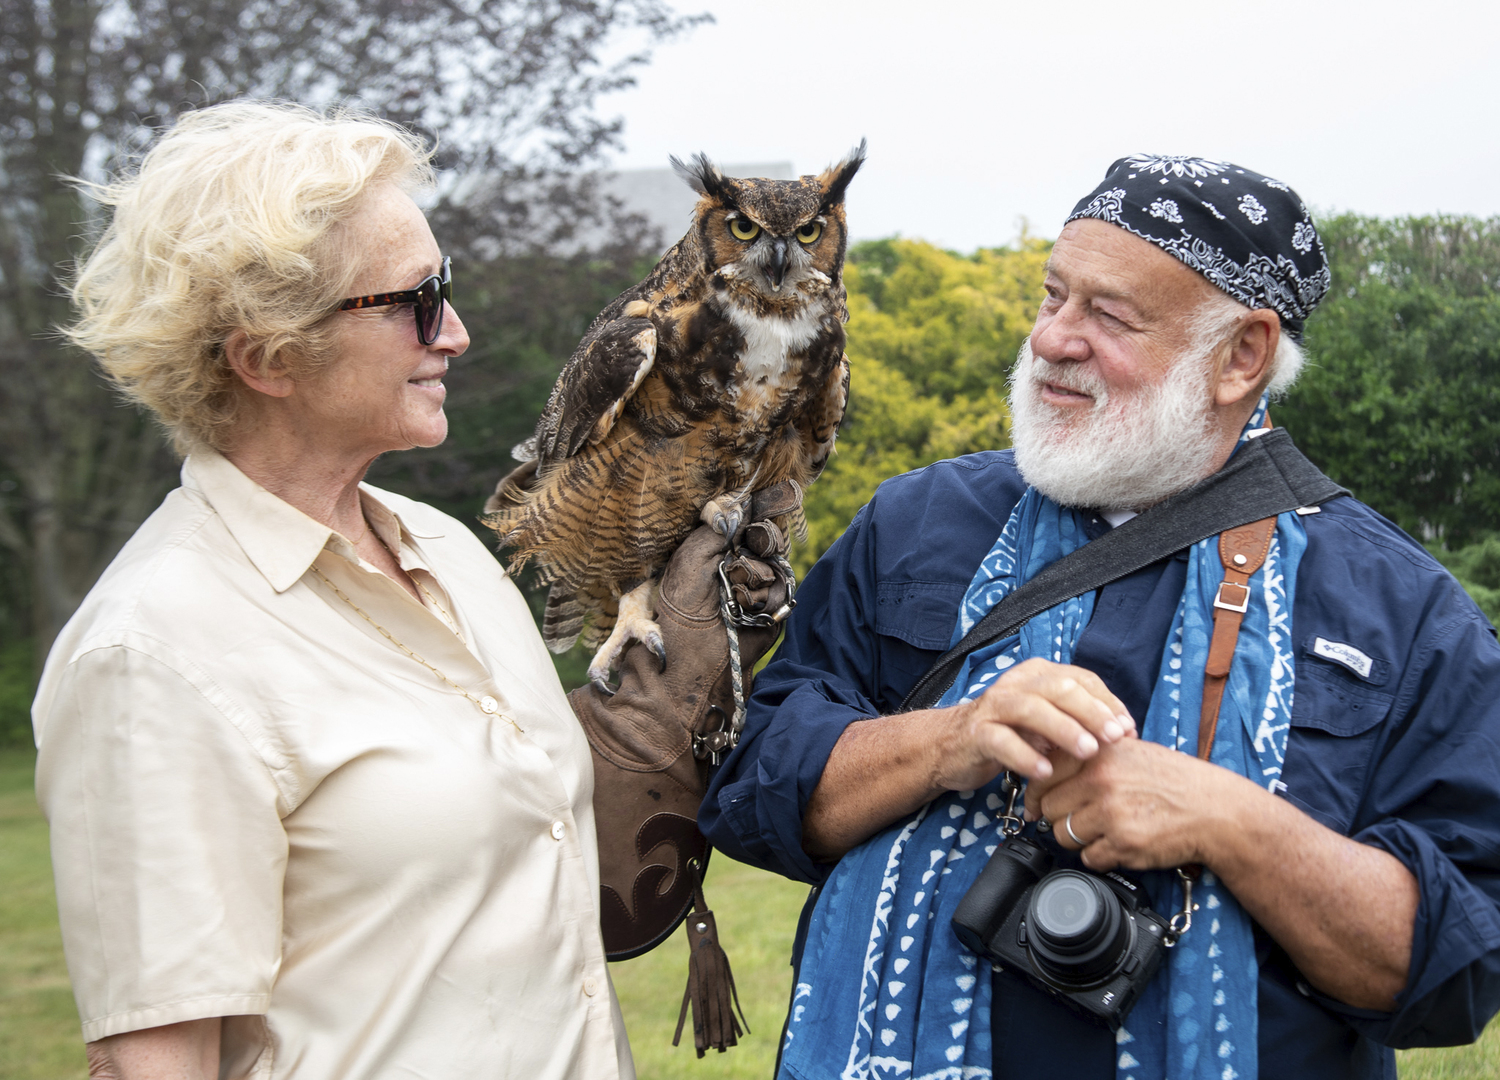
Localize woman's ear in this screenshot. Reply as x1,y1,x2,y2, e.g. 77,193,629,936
224,331,294,398
1214,309,1280,408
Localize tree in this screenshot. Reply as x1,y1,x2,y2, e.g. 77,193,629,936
0,0,702,681
1277,214,1500,546
796,237,1048,574
1428,534,1500,624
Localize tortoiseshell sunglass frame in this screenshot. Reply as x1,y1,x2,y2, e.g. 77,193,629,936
338,256,452,345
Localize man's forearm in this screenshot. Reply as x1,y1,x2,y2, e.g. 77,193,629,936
804,710,951,859
1204,774,1417,1010
803,659,1134,860
1034,741,1417,1012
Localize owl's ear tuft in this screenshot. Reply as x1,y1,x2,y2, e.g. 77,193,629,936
818,138,867,208
671,152,726,199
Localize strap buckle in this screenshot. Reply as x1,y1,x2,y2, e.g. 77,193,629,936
1213,581,1250,613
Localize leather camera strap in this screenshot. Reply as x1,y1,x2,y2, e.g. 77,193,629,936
1177,515,1278,886
1198,515,1279,759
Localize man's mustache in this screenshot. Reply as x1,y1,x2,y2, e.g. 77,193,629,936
1015,341,1108,403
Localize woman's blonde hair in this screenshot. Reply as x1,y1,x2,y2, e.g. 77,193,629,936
67,100,435,454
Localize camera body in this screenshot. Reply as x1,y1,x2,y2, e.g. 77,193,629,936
951,835,1170,1030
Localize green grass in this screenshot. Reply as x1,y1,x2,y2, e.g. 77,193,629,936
0,748,88,1079
1,741,1495,1078
0,638,36,748
611,856,809,1078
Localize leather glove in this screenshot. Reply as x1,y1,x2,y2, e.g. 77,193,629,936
567,480,800,960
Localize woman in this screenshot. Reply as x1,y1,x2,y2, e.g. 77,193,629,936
36,101,637,1079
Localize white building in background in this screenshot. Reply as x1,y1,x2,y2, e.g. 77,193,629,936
604,163,793,252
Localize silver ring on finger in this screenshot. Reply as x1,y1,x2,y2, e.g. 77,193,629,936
1064,811,1084,847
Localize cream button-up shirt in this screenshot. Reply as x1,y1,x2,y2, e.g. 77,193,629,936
34,449,633,1080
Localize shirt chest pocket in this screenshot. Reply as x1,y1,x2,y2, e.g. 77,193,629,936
1282,661,1395,834
872,580,966,705
874,580,966,651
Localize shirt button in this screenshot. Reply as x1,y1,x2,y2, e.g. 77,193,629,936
584,976,599,997
551,820,566,840
479,696,499,714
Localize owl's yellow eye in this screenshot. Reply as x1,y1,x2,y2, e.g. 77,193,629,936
796,222,823,245
728,218,760,242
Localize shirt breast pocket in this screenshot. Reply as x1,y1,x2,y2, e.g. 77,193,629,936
1283,662,1395,834
872,580,966,705
874,580,965,651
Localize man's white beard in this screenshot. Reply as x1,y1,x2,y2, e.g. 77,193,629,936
1007,339,1222,512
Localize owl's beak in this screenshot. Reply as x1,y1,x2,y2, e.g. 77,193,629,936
767,238,789,292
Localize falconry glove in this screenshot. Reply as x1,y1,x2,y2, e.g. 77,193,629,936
567,480,798,1055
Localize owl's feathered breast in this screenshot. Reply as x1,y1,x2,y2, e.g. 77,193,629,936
636,267,846,452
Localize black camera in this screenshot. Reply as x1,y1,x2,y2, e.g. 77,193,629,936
951,835,1170,1030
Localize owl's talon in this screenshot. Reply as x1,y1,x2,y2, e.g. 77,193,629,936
586,579,661,694
710,510,743,539
702,492,750,541
646,631,667,671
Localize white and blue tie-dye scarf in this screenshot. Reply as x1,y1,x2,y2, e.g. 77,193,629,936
778,400,1306,1080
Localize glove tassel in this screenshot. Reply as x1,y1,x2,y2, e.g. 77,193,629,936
673,862,748,1056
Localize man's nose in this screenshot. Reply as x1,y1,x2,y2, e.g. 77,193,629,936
1030,305,1091,365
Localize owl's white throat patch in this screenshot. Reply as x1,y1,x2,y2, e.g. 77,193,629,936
721,302,820,383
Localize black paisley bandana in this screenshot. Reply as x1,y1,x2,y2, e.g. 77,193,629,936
1066,154,1330,342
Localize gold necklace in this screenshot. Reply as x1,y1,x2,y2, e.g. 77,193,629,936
366,524,466,643
413,577,464,640
309,563,522,732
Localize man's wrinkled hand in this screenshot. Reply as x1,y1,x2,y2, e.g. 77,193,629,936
1030,737,1254,872
929,658,1136,794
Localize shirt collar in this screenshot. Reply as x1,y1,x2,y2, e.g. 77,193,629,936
183,449,333,592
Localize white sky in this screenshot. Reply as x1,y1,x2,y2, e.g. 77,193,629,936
602,0,1500,251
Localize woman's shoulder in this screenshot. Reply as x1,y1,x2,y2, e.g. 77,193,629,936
33,484,274,742
53,485,227,653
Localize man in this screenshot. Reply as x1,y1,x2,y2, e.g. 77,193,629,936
701,156,1500,1080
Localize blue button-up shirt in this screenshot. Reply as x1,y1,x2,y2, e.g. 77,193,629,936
702,449,1500,1079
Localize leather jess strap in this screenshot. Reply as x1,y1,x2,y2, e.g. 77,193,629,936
1198,516,1279,760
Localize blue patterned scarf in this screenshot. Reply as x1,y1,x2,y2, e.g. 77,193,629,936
778,401,1306,1080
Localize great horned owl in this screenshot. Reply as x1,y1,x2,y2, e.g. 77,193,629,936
484,144,865,692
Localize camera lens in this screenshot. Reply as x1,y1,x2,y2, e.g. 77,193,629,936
1036,878,1100,938
1025,871,1133,987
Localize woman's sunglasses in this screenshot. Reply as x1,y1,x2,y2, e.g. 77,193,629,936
338,256,452,345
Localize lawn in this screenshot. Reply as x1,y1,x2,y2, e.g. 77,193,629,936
0,744,1494,1078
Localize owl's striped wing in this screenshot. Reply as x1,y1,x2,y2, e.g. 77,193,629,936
802,353,851,482
527,313,658,465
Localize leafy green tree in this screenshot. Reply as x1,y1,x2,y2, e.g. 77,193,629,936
1278,214,1500,546
1428,534,1500,624
796,237,1047,574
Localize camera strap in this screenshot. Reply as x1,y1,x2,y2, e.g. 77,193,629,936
900,428,1346,713
1199,514,1280,757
